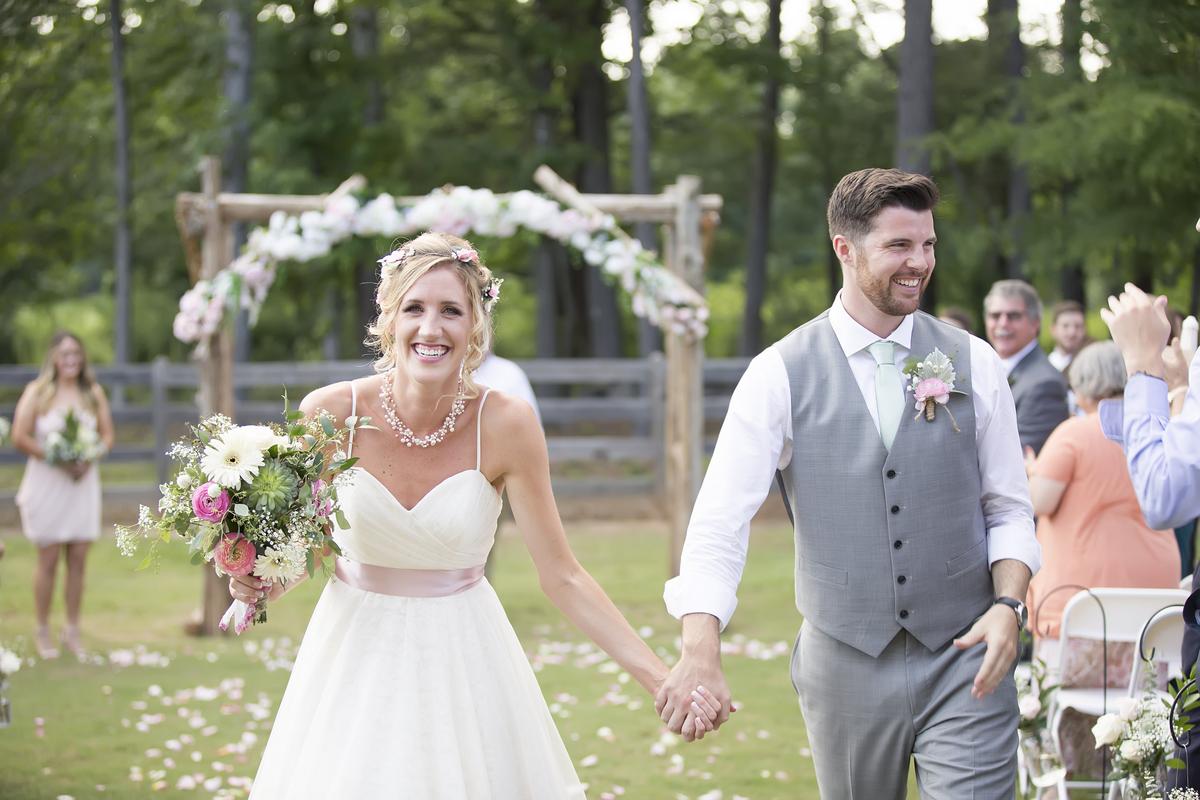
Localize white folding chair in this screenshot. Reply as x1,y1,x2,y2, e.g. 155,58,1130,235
1043,587,1188,798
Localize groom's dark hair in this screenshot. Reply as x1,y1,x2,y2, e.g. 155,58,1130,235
827,168,939,243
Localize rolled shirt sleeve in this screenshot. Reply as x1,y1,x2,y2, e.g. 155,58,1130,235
968,336,1041,575
1107,369,1200,530
663,349,791,629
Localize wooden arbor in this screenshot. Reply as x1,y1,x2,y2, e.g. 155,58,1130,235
175,156,721,634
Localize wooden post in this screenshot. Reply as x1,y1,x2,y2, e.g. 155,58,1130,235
151,356,169,485
665,176,704,577
195,156,236,636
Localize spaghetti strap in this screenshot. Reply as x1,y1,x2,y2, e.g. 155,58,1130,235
348,380,358,458
476,389,491,471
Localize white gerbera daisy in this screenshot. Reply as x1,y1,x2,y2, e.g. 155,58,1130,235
200,428,266,488
253,545,306,583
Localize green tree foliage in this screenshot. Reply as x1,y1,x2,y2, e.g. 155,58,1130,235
1,0,1197,363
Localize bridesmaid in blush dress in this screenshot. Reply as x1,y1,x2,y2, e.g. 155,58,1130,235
11,331,114,658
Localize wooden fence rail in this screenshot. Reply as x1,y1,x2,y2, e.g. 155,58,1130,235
0,357,750,499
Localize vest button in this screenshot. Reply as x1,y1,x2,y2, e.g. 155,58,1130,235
886,469,897,479
893,540,903,549
899,609,910,619
897,575,907,585
890,505,900,514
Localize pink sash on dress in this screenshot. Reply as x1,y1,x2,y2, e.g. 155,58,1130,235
334,556,485,597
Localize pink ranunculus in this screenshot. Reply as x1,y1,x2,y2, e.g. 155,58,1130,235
913,377,951,406
192,482,231,523
311,479,333,518
214,534,257,577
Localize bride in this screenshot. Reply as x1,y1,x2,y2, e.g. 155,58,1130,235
230,231,719,798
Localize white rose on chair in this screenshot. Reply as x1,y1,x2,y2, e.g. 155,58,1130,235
1092,713,1125,747
1018,693,1042,720
1119,736,1150,765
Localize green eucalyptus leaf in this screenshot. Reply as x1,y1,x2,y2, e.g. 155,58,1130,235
234,503,250,517
334,508,350,530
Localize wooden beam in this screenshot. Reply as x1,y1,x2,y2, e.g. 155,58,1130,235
664,175,705,577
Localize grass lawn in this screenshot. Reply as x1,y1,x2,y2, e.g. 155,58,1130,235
0,520,916,799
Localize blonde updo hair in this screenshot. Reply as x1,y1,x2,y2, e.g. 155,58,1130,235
365,231,496,398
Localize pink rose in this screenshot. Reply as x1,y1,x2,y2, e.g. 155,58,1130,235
192,482,231,523
311,479,333,518
453,247,478,264
913,377,951,407
214,534,256,577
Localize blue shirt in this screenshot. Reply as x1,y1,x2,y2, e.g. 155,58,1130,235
1099,356,1200,529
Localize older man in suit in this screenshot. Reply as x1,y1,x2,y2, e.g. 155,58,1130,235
985,280,1069,454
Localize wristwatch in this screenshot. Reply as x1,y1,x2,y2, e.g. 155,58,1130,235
994,596,1027,631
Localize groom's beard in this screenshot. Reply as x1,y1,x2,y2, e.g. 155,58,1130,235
854,254,929,318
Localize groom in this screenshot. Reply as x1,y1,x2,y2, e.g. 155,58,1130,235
657,168,1040,797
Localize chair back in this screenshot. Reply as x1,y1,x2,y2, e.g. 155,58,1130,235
1128,604,1187,695
1057,588,1189,647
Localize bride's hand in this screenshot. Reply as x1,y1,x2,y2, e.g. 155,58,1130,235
229,573,270,604
679,686,721,742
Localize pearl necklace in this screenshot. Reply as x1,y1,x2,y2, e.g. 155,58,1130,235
378,370,467,448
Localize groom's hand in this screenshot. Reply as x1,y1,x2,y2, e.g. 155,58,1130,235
953,604,1019,700
656,614,733,741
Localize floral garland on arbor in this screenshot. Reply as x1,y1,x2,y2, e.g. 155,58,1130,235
173,185,710,355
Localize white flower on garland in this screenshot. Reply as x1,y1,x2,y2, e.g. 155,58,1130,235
201,429,266,488
172,184,709,353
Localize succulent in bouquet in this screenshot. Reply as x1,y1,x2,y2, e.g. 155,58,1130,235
116,398,370,633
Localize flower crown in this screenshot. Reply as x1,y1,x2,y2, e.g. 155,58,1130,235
377,244,502,313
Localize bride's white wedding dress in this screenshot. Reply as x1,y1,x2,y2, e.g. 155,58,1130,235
250,386,585,799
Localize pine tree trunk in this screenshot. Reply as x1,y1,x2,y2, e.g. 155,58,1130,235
223,0,254,363
895,0,933,177
573,0,621,358
740,0,782,356
1059,0,1085,303
896,0,936,310
110,0,132,371
352,4,383,355
816,1,841,303
625,0,661,355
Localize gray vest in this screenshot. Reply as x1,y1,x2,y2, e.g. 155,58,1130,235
777,310,994,657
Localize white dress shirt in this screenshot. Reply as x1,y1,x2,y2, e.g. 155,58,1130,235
664,295,1040,629
472,354,541,425
999,339,1040,377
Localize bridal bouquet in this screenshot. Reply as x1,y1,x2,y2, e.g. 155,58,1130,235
115,401,368,633
44,409,104,464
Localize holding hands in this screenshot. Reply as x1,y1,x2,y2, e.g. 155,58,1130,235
655,613,735,741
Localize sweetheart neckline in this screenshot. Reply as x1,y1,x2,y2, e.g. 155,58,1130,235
348,465,502,514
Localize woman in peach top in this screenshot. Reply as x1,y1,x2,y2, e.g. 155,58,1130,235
1027,341,1180,640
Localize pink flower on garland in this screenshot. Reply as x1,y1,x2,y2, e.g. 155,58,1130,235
214,534,257,577
191,482,231,523
451,247,478,265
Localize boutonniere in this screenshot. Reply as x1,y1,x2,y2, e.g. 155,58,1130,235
902,347,967,433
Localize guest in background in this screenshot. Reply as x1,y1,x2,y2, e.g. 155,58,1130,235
1099,282,1200,791
473,350,541,425
937,306,975,335
1048,300,1088,373
10,331,114,658
985,279,1069,455
1025,341,1179,641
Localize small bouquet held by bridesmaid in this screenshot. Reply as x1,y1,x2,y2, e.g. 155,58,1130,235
115,400,368,633
44,409,104,464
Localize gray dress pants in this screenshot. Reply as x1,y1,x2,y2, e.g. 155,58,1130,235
791,622,1018,799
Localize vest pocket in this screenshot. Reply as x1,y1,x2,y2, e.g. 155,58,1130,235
945,538,987,577
802,557,848,586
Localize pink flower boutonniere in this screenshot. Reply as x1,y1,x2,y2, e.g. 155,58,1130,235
902,347,967,432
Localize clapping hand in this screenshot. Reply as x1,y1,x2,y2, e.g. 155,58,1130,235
1100,283,1172,377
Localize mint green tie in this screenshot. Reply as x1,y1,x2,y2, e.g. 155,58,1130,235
867,340,904,450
